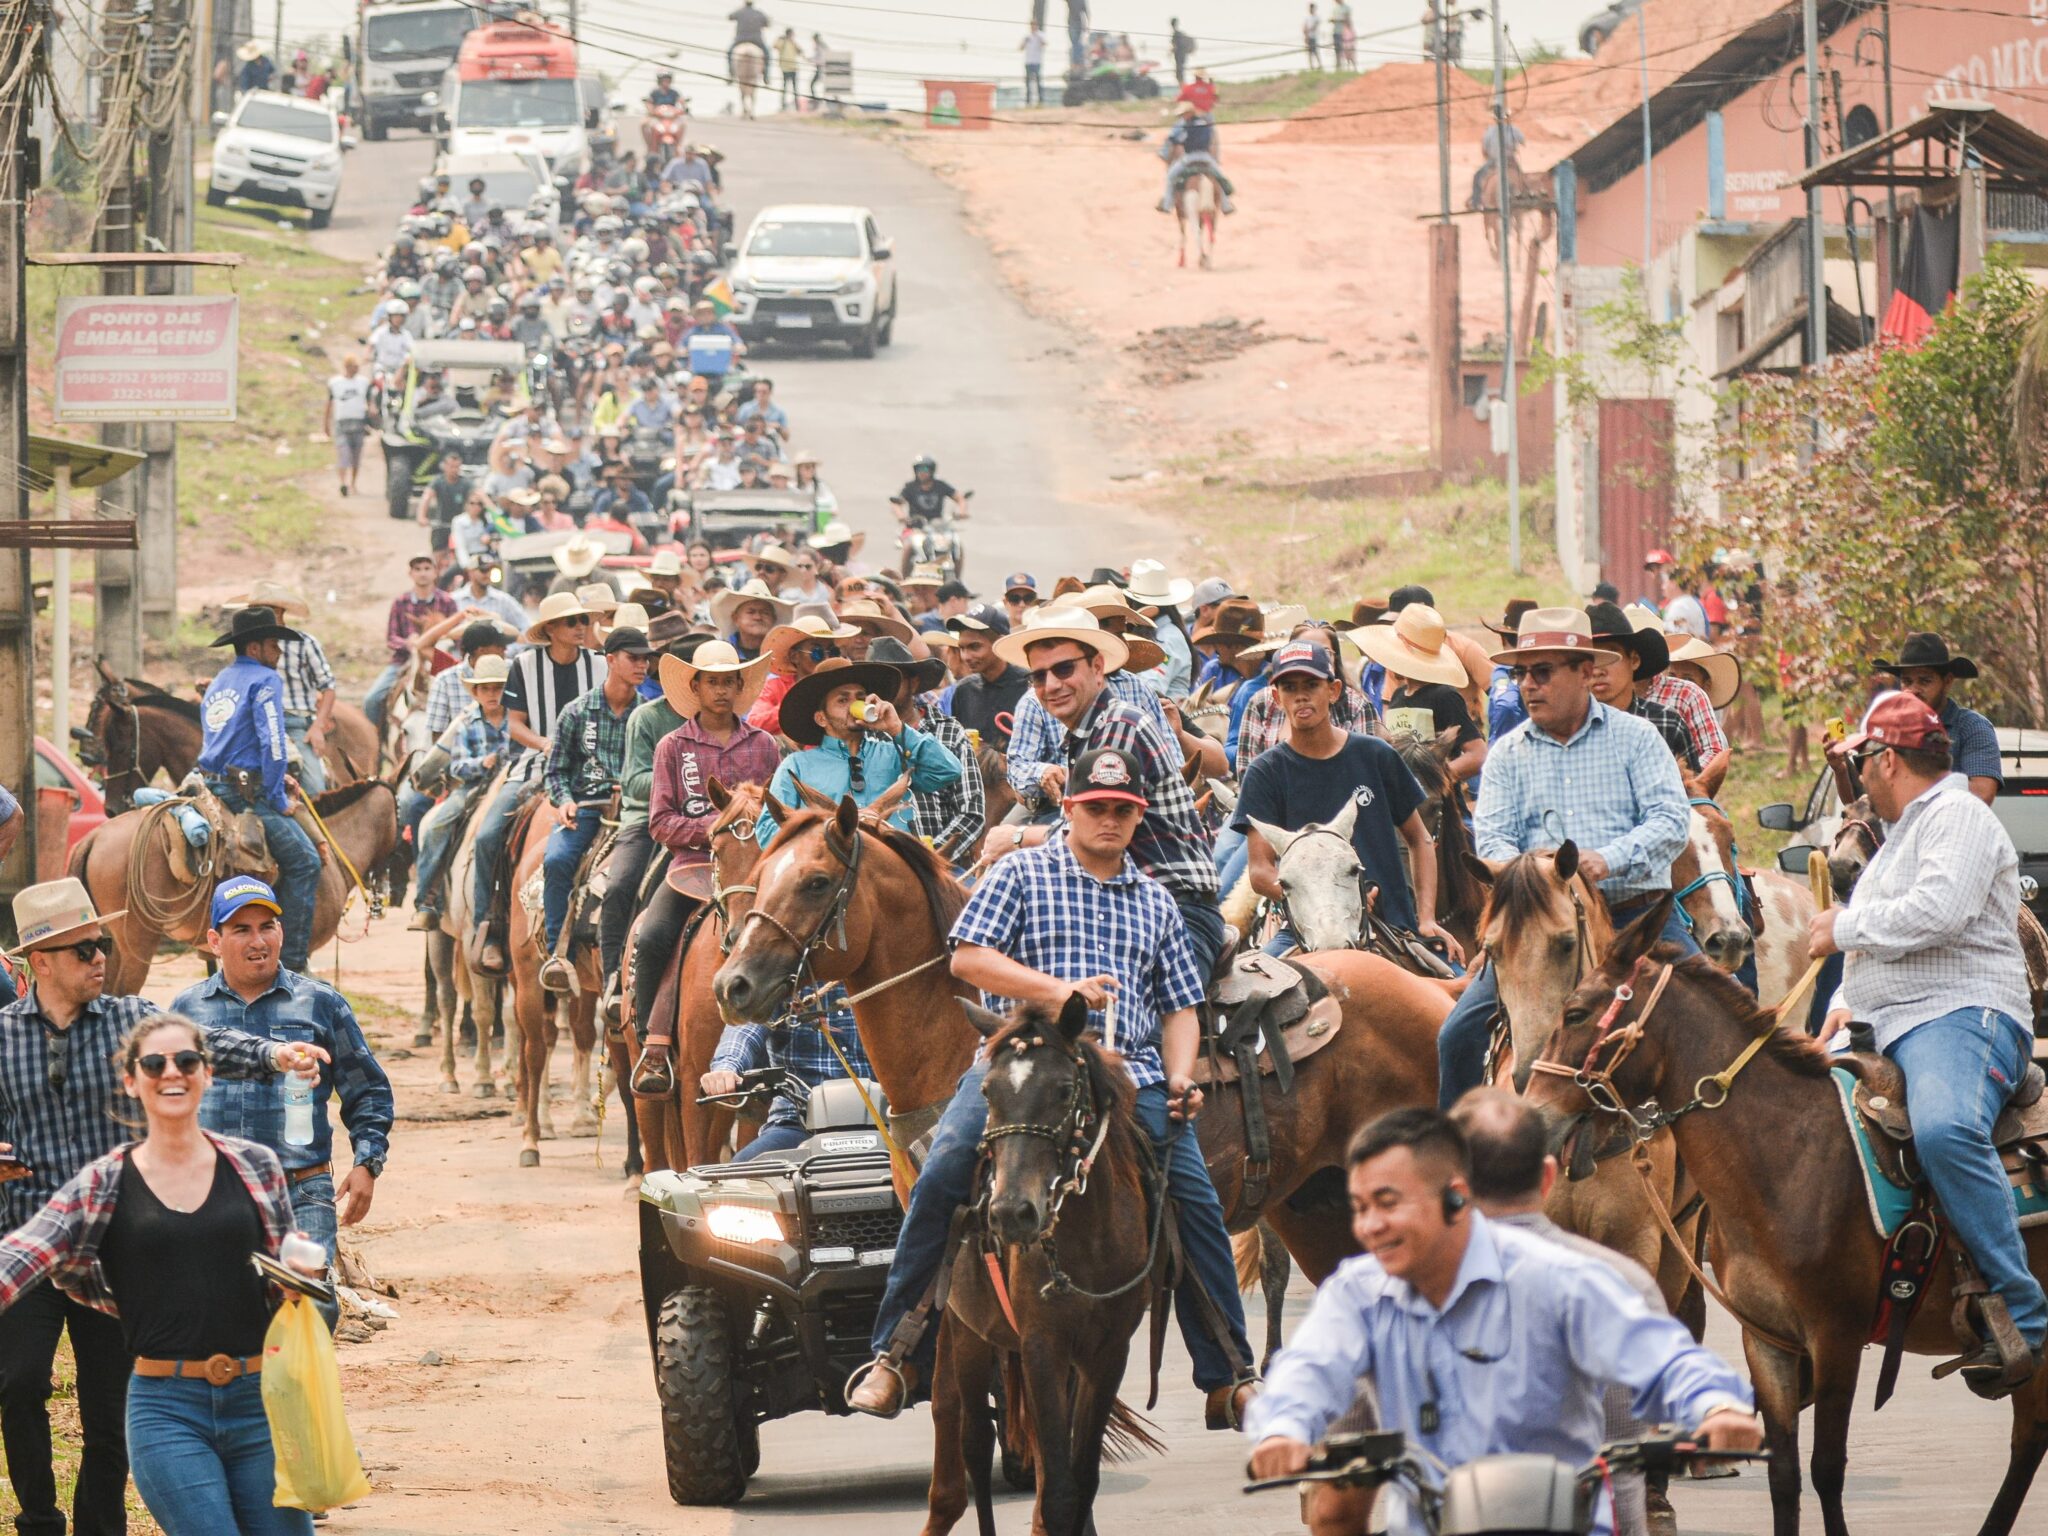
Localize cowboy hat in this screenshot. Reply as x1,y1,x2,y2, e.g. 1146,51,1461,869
1625,604,1742,706
523,590,594,644
209,605,300,649
708,579,795,634
575,581,620,615
1872,631,1979,680
778,657,904,746
1481,596,1541,642
552,534,607,579
7,877,125,958
464,655,512,690
231,581,309,618
1124,559,1194,611
1241,604,1313,659
658,641,771,720
645,548,699,584
836,597,916,645
765,610,859,657
866,635,949,693
1349,604,1468,688
901,563,949,590
991,606,1131,674
1349,593,1392,628
1486,606,1599,668
751,544,796,571
814,518,864,555
1190,598,1264,649
236,39,264,62
1585,601,1670,680
612,602,652,634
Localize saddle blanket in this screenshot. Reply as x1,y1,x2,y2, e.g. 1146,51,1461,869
1830,1066,2048,1239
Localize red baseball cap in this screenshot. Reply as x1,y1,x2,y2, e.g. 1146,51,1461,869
1064,747,1148,807
1839,691,1950,755
1643,548,1676,568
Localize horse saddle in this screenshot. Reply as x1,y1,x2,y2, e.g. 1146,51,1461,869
1195,953,1340,1089
665,860,718,900
1843,1052,2048,1156
183,778,276,884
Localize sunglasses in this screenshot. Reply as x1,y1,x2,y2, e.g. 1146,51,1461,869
136,1050,208,1079
1028,657,1086,689
43,936,113,963
1508,663,1564,685
561,615,594,628
804,644,837,663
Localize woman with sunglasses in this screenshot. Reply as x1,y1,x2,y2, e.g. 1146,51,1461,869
0,1012,329,1535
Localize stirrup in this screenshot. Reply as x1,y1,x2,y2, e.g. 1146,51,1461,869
630,1040,675,1098
843,1354,909,1417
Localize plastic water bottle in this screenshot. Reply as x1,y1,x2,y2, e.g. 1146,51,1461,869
283,1070,317,1147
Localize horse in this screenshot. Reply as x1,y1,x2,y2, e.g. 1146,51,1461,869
505,798,599,1166
1472,159,1555,260
732,42,766,119
1173,161,1219,270
1524,899,2048,1536
378,653,437,774
924,993,1166,1536
425,765,513,1100
71,777,401,995
1394,726,1486,957
711,791,1451,1285
1676,790,1818,1008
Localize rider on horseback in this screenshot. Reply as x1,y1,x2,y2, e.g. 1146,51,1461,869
1811,691,2045,1397
1158,99,1236,215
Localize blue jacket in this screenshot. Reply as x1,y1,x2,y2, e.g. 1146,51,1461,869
196,656,293,812
758,727,962,847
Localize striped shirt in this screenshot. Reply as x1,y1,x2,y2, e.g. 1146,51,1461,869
276,633,336,719
949,837,1206,1089
1641,674,1727,763
545,684,636,806
907,711,986,859
1006,670,1184,807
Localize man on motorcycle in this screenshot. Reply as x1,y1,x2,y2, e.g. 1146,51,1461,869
1159,99,1236,214
892,456,967,529
459,177,492,234
511,293,554,357
587,463,653,552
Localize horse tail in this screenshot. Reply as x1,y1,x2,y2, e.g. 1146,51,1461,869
1232,1225,1264,1293
1102,1397,1166,1462
1218,869,1258,935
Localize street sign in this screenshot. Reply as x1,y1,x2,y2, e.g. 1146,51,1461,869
51,295,239,422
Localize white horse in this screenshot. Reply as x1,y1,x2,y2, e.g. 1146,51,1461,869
1175,162,1220,270
1243,798,1366,953
732,42,766,119
424,768,518,1099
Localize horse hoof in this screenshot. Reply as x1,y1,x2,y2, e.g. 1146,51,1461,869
439,1080,458,1096
568,1114,601,1138
472,1082,496,1100
518,1148,539,1168
413,1032,434,1048
538,1122,557,1141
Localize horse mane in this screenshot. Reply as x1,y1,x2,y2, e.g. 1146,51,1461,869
1660,948,1834,1078
1399,734,1482,918
767,807,969,941
312,780,386,816
1394,732,1452,799
983,1003,1145,1169
127,683,201,724
1480,848,1574,940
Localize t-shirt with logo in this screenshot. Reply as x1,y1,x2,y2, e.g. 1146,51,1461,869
327,374,369,424
1231,733,1427,932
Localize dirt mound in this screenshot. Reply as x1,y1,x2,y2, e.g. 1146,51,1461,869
1125,317,1302,387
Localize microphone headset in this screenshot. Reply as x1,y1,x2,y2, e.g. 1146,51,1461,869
1441,1186,1468,1220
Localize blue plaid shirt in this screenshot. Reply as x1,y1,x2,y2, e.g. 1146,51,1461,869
1473,701,1689,902
710,985,874,1129
1006,670,1184,807
174,968,395,1177
425,663,474,738
449,707,511,781
0,989,280,1229
949,836,1206,1089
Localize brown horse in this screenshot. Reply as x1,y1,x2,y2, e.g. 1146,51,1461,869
72,779,400,995
711,794,1450,1285
1525,900,2048,1536
1395,726,1486,957
732,41,765,118
1174,160,1219,271
925,994,1164,1536
505,801,599,1166
1678,789,1818,1008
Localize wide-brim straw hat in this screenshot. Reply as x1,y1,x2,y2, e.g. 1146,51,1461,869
1125,559,1194,611
1625,604,1742,706
7,877,124,958
575,581,620,615
766,611,860,657
778,658,903,746
992,606,1131,674
231,581,309,619
237,40,264,62
1487,606,1599,668
464,655,512,689
751,543,796,571
645,549,701,585
552,534,607,579
708,579,795,633
901,564,948,590
523,590,593,644
836,598,915,645
658,642,771,719
1350,603,1468,688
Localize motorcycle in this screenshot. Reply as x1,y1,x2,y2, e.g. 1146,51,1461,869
643,102,688,164
894,488,971,581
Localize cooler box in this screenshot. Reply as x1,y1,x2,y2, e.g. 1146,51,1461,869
922,80,993,130
687,332,736,376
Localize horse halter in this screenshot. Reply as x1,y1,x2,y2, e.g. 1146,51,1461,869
1670,796,1749,936
1277,824,1375,948
735,817,862,1004
978,1033,1110,1239
708,813,760,953
1527,956,1676,1137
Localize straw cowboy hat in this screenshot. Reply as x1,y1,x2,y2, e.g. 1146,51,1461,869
992,606,1131,674
836,597,915,645
523,590,594,644
1488,606,1600,668
7,877,124,958
231,580,309,618
751,544,796,572
815,518,865,555
236,39,265,62
1124,559,1195,611
644,548,702,586
611,602,652,634
902,564,949,590
708,579,795,633
658,641,771,719
551,534,607,579
209,605,300,650
1349,604,1468,688
778,657,903,747
1190,598,1264,650
766,610,859,658
464,655,512,690
1624,604,1742,707
575,582,620,615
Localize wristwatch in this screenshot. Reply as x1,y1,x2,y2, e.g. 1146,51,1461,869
1010,827,1026,848
357,1157,385,1180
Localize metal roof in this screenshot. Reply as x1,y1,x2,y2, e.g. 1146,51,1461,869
1796,100,2048,194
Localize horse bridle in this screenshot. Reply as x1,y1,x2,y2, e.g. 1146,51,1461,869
1276,824,1377,948
736,817,864,1000
708,814,760,953
87,680,145,799
1670,796,1750,936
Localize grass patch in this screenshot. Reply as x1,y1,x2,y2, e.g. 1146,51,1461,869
1061,69,1357,124
0,1337,162,1533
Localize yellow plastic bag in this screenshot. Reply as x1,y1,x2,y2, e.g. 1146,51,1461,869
260,1293,372,1512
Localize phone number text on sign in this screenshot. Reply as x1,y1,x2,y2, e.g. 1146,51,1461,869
53,296,240,422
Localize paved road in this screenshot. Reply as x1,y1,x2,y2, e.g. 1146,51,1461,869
314,120,1155,589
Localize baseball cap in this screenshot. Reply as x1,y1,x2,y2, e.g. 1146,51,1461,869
1003,572,1039,597
460,620,511,655
1267,640,1336,682
1065,747,1148,807
1189,577,1243,609
1840,690,1950,756
936,579,975,603
948,603,1010,637
210,876,282,930
603,626,654,657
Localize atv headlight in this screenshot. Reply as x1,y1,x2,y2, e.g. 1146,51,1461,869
704,1201,784,1244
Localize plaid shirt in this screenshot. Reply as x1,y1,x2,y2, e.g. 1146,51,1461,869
710,985,874,1128
0,1133,292,1317
1833,773,2032,1048
1235,680,1376,775
949,837,1206,1089
908,711,985,859
449,707,511,781
1641,674,1727,763
1044,691,1216,905
0,990,279,1231
385,589,457,663
425,663,475,738
1473,701,1689,903
1006,670,1183,807
544,684,636,806
276,634,336,718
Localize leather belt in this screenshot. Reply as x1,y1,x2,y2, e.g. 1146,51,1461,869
287,1161,332,1185
133,1353,263,1386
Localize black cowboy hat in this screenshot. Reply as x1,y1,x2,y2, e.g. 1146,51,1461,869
777,657,905,747
1586,601,1669,680
865,635,949,694
208,604,301,649
1481,596,1541,642
1872,631,1979,679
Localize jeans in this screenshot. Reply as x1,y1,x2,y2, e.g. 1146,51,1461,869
1176,895,1228,982
396,781,434,863
287,1173,342,1332
210,785,319,974
125,1373,313,1536
0,1279,131,1536
283,714,326,796
598,820,656,978
733,1121,808,1162
1024,63,1042,104
1214,826,1249,906
1436,896,1700,1110
472,776,540,927
413,784,475,914
542,803,604,952
1887,1007,2048,1347
869,1060,1252,1390
632,882,697,1034
361,660,404,737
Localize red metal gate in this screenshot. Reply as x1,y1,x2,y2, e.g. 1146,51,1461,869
1596,398,1674,593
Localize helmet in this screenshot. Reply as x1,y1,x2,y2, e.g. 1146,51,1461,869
622,237,649,262
519,292,542,310
913,455,937,473
688,250,715,269
632,275,657,295
463,264,487,284
430,213,452,235
394,278,423,300
609,194,631,214
653,262,676,279
457,315,478,332
607,259,632,284
664,296,689,312
593,215,622,236
386,298,411,316
462,241,484,260
487,298,509,318
394,233,416,251
435,251,459,274
487,203,503,217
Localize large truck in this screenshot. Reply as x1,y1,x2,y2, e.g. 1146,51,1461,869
438,7,592,178
353,0,474,141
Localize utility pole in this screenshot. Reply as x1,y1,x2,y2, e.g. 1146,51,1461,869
95,0,144,677
139,0,191,642
1490,0,1520,574
1638,8,1654,290
1431,0,1450,223
0,8,41,899
1803,0,1826,369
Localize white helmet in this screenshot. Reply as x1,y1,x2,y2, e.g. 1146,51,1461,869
621,237,649,262
385,298,411,316
632,274,657,295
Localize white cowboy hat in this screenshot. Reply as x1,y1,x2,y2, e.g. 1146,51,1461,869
611,602,652,634
236,39,264,62
574,581,619,615
1124,559,1195,610
1625,604,1742,706
991,606,1131,674
708,579,795,634
1487,606,1598,668
645,549,700,585
464,655,512,690
814,517,865,555
231,580,309,618
751,543,796,571
658,641,771,719
765,610,859,656
836,597,916,645
1348,603,1468,688
551,534,607,579
522,590,594,644
7,878,124,958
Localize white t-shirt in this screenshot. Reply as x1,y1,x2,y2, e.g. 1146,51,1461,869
327,374,369,424
367,326,413,374
1022,30,1045,65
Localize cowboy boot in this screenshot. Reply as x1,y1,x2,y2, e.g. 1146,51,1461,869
1203,1376,1259,1431
631,1037,676,1098
846,1356,916,1419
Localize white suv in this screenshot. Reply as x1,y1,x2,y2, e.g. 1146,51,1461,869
728,204,898,358
208,91,351,229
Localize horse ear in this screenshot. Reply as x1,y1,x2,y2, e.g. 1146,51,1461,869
963,1001,1007,1038
1326,795,1360,842
1057,990,1091,1040
762,790,793,827
1553,840,1580,883
1697,756,1729,799
1434,725,1461,757
1609,893,1673,974
1467,854,1499,889
866,774,912,824
834,794,860,841
793,777,838,812
1249,818,1297,859
707,776,732,811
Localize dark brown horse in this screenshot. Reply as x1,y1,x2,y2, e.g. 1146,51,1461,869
1525,899,2048,1536
711,795,1450,1284
1394,726,1486,956
505,801,599,1166
925,994,1163,1536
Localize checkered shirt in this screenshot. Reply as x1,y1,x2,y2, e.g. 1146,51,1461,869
544,684,635,806
908,711,986,859
949,837,1206,1089
1641,674,1727,763
709,985,874,1128
1473,701,1690,902
425,663,474,738
0,990,279,1231
1834,773,2032,1047
1005,669,1183,807
1234,679,1376,774
449,708,511,781
276,634,336,718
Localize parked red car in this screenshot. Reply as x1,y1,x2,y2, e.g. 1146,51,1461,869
34,735,106,857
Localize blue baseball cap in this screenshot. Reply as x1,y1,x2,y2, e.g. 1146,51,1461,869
1002,572,1039,597
210,876,282,930
1268,640,1336,682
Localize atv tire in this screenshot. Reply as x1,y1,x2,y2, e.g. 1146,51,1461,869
384,449,416,522
656,1286,748,1505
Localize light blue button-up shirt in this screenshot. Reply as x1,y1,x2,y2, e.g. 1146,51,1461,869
1244,1213,1751,1536
757,726,963,847
1472,699,1689,902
